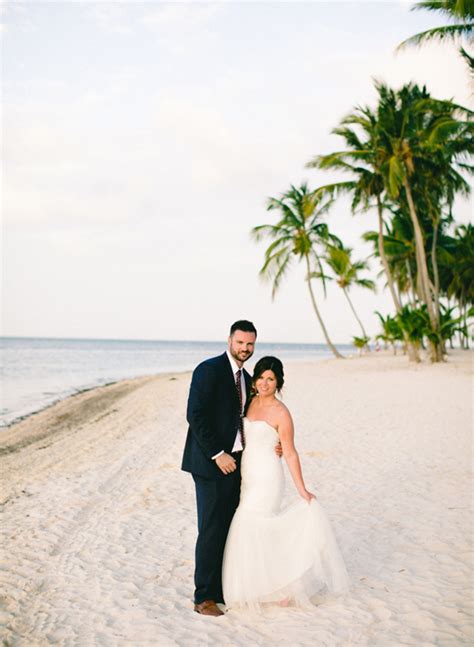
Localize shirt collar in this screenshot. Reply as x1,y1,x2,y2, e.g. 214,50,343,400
226,350,242,376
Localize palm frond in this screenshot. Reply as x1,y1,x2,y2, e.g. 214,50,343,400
268,251,294,299
251,224,290,242
387,156,405,196
411,1,474,21
459,45,474,72
398,23,473,50
310,181,358,200
356,278,377,291
266,198,301,227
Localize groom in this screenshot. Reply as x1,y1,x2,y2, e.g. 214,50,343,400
181,320,257,617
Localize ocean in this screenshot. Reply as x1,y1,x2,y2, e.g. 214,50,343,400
0,337,352,427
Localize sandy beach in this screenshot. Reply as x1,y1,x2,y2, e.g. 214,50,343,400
1,351,472,646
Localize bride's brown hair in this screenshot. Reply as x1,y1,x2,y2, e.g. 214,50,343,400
250,356,284,399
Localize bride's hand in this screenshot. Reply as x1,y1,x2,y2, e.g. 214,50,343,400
301,490,316,503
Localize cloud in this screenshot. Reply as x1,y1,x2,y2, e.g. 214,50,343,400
0,1,38,33
86,4,134,35
84,2,224,40
139,2,224,56
3,110,152,227
141,3,222,30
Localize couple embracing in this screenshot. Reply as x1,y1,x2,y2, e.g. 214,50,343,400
181,320,349,616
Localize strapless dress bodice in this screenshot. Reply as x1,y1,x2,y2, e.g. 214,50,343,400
238,417,284,515
242,417,280,450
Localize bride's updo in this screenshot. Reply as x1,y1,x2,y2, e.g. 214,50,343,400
252,356,284,393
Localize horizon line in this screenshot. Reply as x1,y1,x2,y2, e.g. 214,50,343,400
0,334,354,346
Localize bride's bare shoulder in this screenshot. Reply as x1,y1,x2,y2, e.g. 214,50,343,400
274,401,293,427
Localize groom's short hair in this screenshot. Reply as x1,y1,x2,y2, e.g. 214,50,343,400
230,320,257,337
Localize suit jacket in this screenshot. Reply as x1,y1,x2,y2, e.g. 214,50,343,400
181,352,251,479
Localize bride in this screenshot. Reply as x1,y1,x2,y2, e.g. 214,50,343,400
222,356,349,612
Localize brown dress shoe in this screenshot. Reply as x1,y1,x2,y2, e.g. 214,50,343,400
194,600,224,617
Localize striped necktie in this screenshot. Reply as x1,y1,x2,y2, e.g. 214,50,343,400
235,369,245,448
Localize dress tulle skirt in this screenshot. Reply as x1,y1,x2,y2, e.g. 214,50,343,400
222,497,350,612
222,419,349,612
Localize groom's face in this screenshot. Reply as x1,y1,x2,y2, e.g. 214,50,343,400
228,330,256,365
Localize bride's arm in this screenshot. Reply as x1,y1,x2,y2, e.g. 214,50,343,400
278,410,316,503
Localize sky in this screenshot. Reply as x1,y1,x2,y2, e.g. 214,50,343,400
2,0,472,344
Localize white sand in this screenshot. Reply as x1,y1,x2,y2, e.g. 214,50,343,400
0,351,472,646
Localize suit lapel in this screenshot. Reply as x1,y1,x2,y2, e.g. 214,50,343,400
221,353,240,407
243,368,251,397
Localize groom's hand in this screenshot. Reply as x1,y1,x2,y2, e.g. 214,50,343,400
215,452,237,475
274,441,283,458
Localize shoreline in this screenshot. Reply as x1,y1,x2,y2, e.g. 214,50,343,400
1,379,122,431
0,369,192,435
1,347,471,452
0,370,190,459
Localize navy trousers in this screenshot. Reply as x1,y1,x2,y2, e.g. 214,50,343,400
192,456,241,604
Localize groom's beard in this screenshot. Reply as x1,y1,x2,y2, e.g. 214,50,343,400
231,349,253,363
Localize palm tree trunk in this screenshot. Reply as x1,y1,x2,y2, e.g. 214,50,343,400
376,196,401,311
431,219,441,323
431,220,446,356
396,283,404,309
445,296,454,349
457,298,465,348
376,195,419,362
305,255,343,359
343,288,368,339
430,222,447,353
403,180,437,323
463,300,470,349
406,259,417,306
403,178,442,362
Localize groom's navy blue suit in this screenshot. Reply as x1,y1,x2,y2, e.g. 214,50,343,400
182,352,251,604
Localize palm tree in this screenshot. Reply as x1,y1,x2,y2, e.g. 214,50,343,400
397,1,474,71
353,335,371,356
409,109,472,333
437,304,465,347
323,245,375,339
442,223,474,347
307,107,403,315
251,183,343,359
363,210,419,307
396,305,427,356
374,81,473,360
375,311,405,355
306,104,421,361
376,84,435,325
308,80,472,361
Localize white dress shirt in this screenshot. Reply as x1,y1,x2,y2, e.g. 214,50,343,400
212,351,246,460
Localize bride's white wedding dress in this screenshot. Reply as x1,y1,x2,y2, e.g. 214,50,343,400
222,418,349,611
